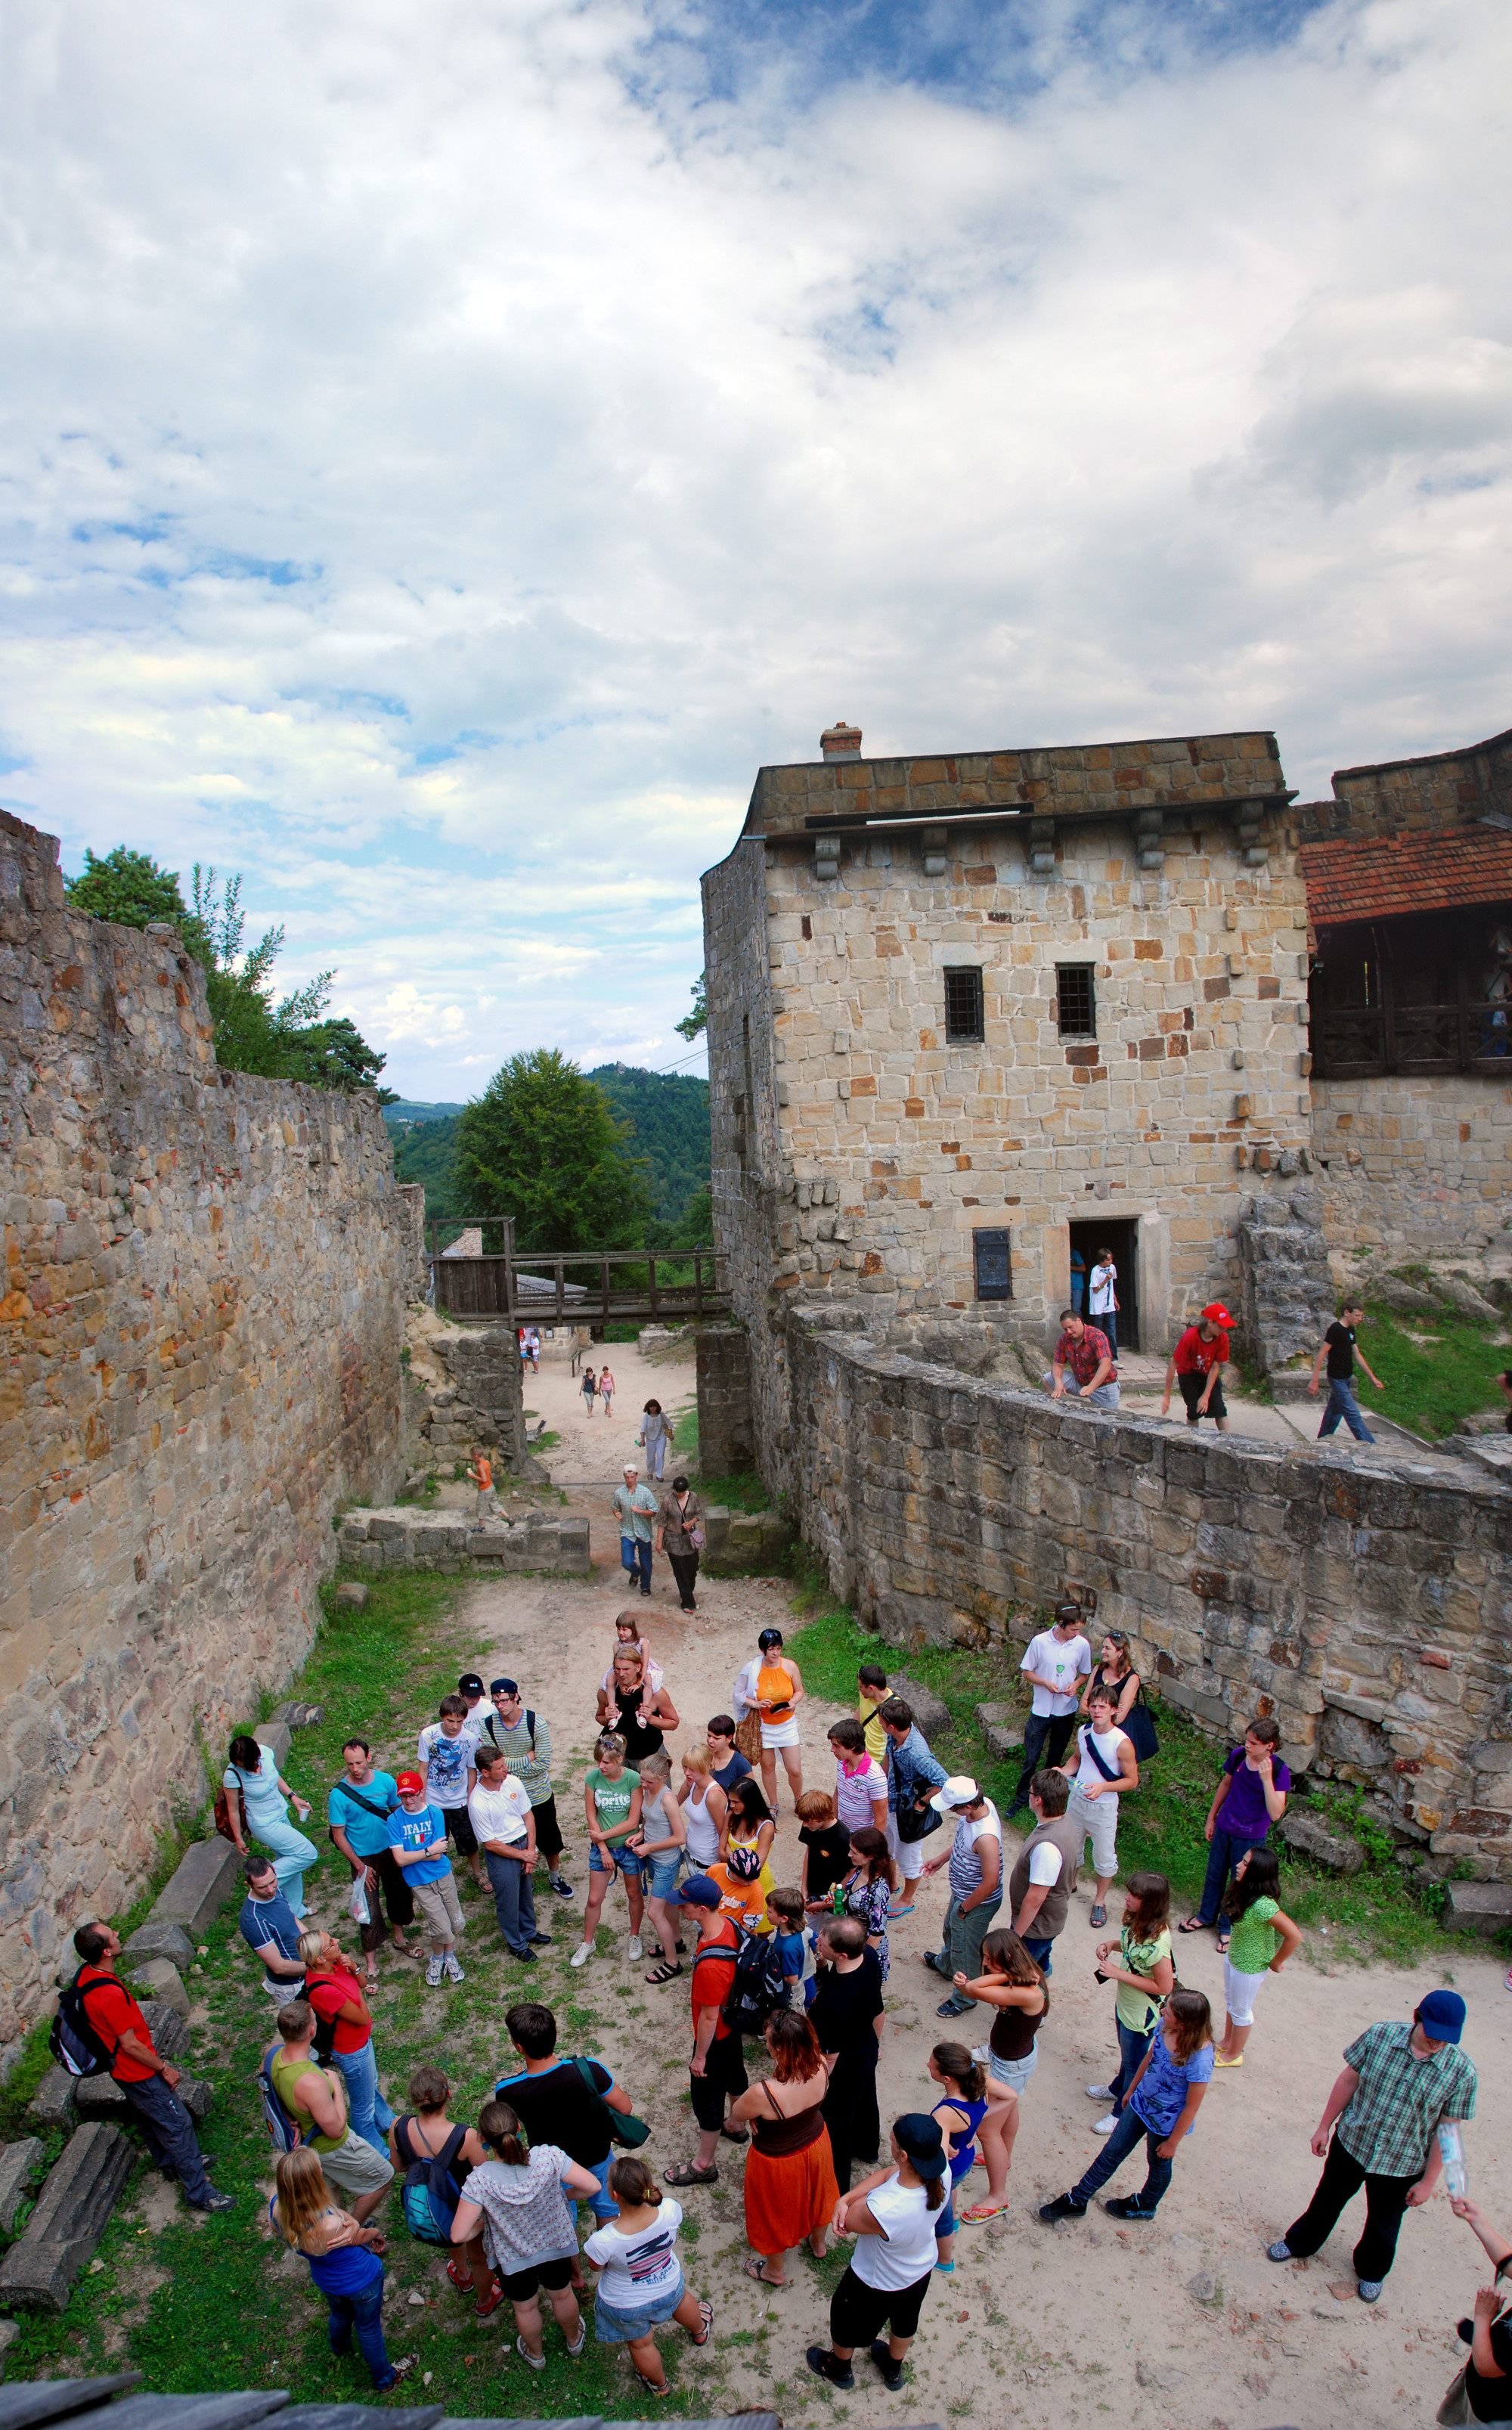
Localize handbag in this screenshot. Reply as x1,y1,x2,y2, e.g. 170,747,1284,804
735,1713,763,1763
214,1773,249,1846
689,1526,705,1552
897,1794,942,1846
1436,2370,1472,2428
572,2055,650,2148
1122,1684,1159,1764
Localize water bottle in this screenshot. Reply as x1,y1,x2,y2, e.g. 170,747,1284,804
1438,2122,1468,2200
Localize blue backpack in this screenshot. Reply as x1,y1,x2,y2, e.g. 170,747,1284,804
394,2116,467,2246
259,2044,304,2156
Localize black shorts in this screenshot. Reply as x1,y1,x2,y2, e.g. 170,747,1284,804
531,1794,563,1864
1177,1368,1226,1424
830,2262,932,2351
444,1807,478,1857
689,2032,748,2132
495,2250,575,2300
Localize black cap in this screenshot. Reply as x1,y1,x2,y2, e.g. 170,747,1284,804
491,1677,519,1698
893,2111,947,2174
458,1673,485,1696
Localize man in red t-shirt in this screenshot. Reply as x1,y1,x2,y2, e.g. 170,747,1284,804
663,1877,747,2188
71,1921,231,2211
1161,1303,1235,1431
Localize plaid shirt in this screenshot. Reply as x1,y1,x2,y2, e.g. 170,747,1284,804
1335,2022,1476,2177
1055,1325,1117,1387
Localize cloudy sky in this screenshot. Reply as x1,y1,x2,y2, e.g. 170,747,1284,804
2,0,1507,1101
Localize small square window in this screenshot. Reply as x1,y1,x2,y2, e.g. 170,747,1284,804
974,1228,1012,1300
943,966,984,1043
1056,963,1096,1037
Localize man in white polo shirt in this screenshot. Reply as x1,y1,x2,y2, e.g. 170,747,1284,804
468,1744,543,1964
1007,1602,1092,1818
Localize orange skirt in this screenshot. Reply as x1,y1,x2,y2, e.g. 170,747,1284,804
743,2124,841,2258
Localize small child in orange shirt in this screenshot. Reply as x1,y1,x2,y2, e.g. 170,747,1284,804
466,1449,495,1522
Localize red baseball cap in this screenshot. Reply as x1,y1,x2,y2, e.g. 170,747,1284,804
1201,1303,1236,1326
395,1769,426,1794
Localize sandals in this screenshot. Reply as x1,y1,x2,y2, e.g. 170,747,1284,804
473,2284,507,2319
690,2298,714,2346
961,2199,1010,2224
720,2121,749,2143
1089,1905,1107,1928
743,2255,790,2287
635,2370,671,2395
446,2258,472,2292
1176,1917,1209,1935
664,2160,718,2186
645,1960,683,1985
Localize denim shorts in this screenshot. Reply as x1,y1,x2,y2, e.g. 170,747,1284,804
646,1852,683,1899
567,2153,618,2227
988,2044,1039,2094
589,1844,643,1879
592,2273,685,2343
935,2189,962,2239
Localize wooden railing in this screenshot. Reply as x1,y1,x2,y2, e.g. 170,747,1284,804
428,1218,726,1323
1311,978,1511,1079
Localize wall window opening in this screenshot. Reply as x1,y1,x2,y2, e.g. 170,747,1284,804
1056,963,1096,1037
943,967,985,1043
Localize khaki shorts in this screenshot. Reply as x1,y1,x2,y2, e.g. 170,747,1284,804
411,1872,465,1945
318,2128,395,2199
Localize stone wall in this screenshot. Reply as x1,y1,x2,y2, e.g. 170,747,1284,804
0,811,409,2062
786,1312,1512,1878
1312,1071,1512,1257
694,1326,754,1479
1295,724,1512,845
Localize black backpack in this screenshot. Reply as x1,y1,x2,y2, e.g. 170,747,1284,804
718,1925,789,2038
393,2117,468,2246
50,1971,116,2078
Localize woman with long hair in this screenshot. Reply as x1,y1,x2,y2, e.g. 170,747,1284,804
837,1827,897,1981
676,1745,727,1878
955,1929,1048,2224
1216,1846,1303,2068
627,1751,689,1985
448,2099,601,2363
1040,1988,1215,2226
1079,1629,1143,1728
224,1731,318,1917
1087,1871,1174,2135
271,2146,410,2391
637,1398,671,1482
728,2010,840,2287
805,2114,949,2394
721,1774,776,1885
927,2042,987,2273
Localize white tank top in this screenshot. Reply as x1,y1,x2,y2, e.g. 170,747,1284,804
683,1781,720,1867
1075,1724,1127,1796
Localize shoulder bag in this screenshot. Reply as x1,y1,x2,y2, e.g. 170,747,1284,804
1120,1681,1159,1765
573,2053,650,2148
215,1769,249,1846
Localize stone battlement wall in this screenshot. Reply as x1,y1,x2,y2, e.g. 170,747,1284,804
787,1313,1512,1879
0,811,409,2063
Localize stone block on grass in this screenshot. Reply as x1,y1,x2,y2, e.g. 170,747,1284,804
702,1506,730,1559
137,2001,192,2061
0,2137,44,2233
0,2123,134,2310
333,1582,370,1611
27,2071,76,2132
122,1917,196,1971
891,1674,952,1742
1441,1880,1512,1936
125,1960,190,2020
1281,1809,1364,1875
149,1836,243,1936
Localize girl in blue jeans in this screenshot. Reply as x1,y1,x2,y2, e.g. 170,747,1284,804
1040,1988,1213,2225
273,2147,411,2391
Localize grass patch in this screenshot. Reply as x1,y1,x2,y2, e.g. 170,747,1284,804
1352,1297,1511,1440
783,1598,1473,1970
5,1569,720,2416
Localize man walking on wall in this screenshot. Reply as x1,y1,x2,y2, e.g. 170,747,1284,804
1160,1305,1235,1433
1308,1299,1384,1444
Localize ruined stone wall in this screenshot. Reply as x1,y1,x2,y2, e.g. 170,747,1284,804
1312,1072,1512,1257
1295,725,1512,845
787,1314,1512,1878
0,811,408,2060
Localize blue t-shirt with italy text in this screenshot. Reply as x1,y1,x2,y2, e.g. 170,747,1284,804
387,1802,451,1885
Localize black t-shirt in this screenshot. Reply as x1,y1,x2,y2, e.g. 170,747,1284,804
712,1753,751,1795
609,1687,662,1764
801,1821,852,1902
811,1949,885,2063
494,2057,613,2168
1325,1322,1356,1381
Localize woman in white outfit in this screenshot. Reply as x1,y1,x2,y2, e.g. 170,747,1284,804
1057,1687,1139,1929
677,1747,727,1878
735,1627,805,1812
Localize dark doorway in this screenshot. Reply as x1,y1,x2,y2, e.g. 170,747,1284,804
1069,1218,1139,1354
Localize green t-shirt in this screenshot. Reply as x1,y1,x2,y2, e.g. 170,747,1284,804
1115,1926,1172,2033
1227,1895,1281,1976
587,1766,640,1843
270,2051,345,2154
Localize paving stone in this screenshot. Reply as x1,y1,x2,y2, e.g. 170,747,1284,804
0,2123,135,2310
149,1839,243,1937
1441,1880,1512,1936
26,2072,76,2133
0,2137,44,2233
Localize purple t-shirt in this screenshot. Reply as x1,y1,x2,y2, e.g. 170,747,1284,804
1216,1747,1290,1843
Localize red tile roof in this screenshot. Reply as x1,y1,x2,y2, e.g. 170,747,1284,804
1301,828,1512,927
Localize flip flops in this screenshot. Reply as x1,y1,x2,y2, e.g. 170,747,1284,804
961,2199,1010,2224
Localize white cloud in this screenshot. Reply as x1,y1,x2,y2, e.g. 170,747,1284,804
1,0,1509,1097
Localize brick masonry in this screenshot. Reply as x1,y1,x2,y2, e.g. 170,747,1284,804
0,811,411,2064
787,1313,1512,1878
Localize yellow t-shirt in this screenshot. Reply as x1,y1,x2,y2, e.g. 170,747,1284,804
857,1696,888,1764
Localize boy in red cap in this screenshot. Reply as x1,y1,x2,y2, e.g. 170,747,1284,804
1161,1306,1234,1432
388,1769,465,1988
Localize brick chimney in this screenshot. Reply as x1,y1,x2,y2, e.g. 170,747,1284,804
820,720,862,762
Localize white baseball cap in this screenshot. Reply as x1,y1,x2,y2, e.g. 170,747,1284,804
930,1774,980,1812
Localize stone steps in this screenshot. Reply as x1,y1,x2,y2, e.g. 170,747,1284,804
339,1508,591,1576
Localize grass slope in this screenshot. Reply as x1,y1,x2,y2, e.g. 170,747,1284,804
1352,1298,1511,1440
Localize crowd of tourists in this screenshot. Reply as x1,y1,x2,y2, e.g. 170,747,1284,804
60,1597,1500,2416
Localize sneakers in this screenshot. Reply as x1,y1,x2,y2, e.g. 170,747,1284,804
570,1941,593,1969
1358,2280,1384,2304
530,1931,553,1945
1103,2196,1157,2220
1039,2194,1088,2224
1267,2239,1294,2263
550,1874,575,1900
565,2323,587,2357
443,1952,466,1983
869,2339,904,2391
805,2345,855,2390
937,1998,971,2018
193,2188,234,2213
516,2337,547,2371
425,1956,443,1987
627,1936,644,1961
513,1946,538,1965
1086,2083,1114,2100
1091,2113,1117,2136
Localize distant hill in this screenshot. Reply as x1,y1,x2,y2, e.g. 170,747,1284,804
389,1066,709,1241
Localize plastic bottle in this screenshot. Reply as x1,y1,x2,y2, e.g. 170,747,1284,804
1438,2122,1468,2200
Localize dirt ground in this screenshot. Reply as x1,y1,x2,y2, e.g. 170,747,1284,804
426,1335,1512,2428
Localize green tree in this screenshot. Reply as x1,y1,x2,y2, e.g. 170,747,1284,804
455,1049,651,1253
674,970,707,1041
65,845,197,935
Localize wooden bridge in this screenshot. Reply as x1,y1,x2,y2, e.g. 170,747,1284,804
428,1218,728,1325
